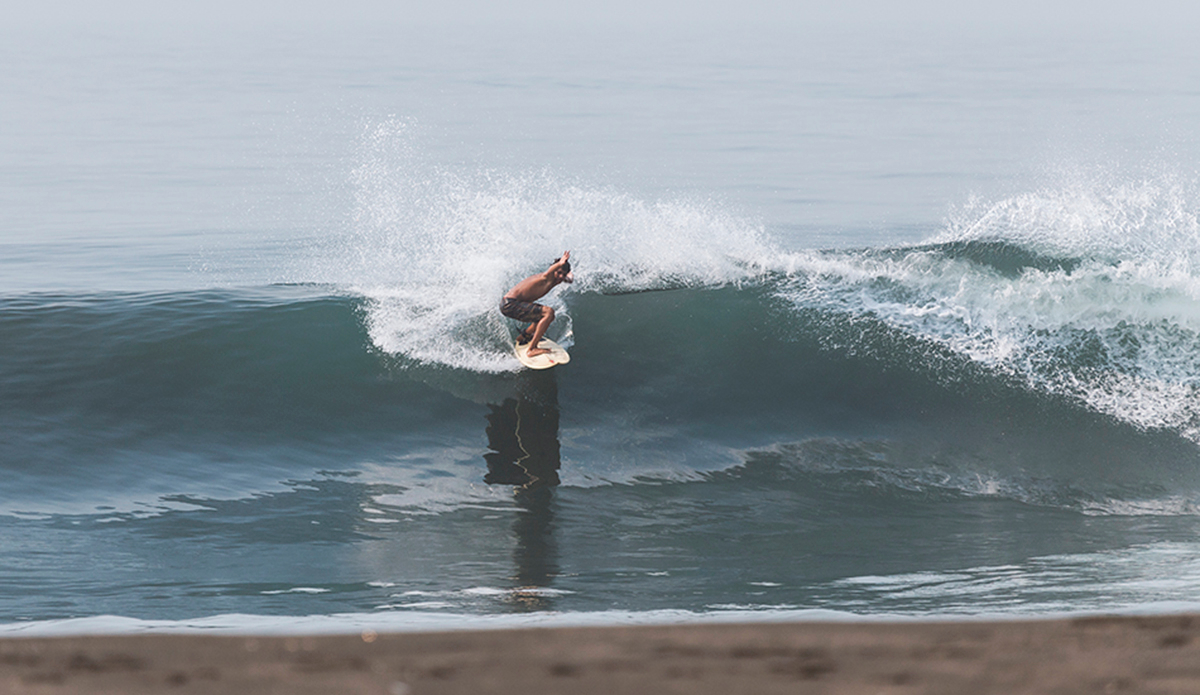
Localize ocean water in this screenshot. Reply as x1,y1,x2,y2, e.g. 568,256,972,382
6,13,1200,634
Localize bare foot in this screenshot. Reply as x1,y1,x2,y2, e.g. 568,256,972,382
526,346,550,358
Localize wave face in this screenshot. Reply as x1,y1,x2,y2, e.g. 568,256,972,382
5,183,1200,517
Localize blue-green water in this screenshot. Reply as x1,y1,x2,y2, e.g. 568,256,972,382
6,15,1200,634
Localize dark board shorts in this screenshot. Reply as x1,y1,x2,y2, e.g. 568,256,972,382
500,297,545,323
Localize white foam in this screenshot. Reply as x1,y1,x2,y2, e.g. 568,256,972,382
0,609,871,637
8,599,1200,637
777,171,1200,441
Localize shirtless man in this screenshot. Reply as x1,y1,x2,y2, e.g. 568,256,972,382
500,252,574,358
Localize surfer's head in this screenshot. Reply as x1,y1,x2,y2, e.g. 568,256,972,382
553,257,574,283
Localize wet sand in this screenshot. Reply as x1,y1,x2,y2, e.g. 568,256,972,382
2,614,1199,694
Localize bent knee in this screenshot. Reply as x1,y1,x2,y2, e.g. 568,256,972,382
543,307,556,321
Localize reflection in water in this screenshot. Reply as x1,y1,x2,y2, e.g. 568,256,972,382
483,371,562,610
507,485,557,610
483,384,561,488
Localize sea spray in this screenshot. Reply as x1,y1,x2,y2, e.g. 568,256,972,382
939,172,1200,269
311,119,778,371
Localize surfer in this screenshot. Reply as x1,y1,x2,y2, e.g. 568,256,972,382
501,252,574,358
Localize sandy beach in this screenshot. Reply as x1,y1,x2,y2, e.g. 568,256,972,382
1,614,1198,694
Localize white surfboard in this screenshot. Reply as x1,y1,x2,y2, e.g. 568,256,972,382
514,338,570,370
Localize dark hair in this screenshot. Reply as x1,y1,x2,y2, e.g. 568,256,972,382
555,257,571,274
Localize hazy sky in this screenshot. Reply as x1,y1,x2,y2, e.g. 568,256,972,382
11,0,1198,32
